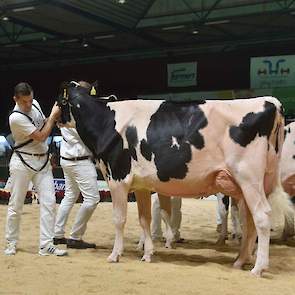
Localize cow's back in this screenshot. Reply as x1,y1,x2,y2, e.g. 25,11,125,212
105,96,284,198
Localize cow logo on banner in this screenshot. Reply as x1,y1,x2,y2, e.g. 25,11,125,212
167,62,197,87
251,55,295,89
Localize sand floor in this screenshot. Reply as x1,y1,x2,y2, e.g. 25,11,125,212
0,199,295,295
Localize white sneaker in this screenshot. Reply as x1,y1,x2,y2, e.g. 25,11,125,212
39,244,68,256
4,242,16,256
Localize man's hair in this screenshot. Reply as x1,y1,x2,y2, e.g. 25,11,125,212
14,82,33,97
78,81,91,94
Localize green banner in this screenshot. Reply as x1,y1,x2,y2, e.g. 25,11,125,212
167,62,197,87
251,55,295,89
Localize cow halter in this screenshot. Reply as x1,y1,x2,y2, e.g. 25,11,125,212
61,88,69,106
70,80,80,87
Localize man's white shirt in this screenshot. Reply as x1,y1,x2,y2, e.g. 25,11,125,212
9,99,47,154
60,127,92,165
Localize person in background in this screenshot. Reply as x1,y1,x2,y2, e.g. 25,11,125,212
54,80,100,249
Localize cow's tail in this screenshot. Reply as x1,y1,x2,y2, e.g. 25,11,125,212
268,183,294,237
268,99,294,235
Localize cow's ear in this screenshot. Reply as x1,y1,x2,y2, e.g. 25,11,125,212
90,80,98,96
90,86,97,96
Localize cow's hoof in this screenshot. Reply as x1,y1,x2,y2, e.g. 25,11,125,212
250,268,262,277
107,254,120,263
165,242,173,249
233,260,243,269
141,254,152,262
136,242,144,251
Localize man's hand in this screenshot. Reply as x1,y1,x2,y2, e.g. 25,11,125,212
49,102,61,122
29,102,61,142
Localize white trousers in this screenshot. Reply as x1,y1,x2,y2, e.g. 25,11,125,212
54,160,100,240
151,193,182,240
6,153,56,248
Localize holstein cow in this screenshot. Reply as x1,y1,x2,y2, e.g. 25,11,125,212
58,81,289,277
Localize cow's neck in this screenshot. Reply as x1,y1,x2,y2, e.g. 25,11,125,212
71,99,122,160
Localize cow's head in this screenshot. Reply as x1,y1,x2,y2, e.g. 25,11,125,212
56,81,80,127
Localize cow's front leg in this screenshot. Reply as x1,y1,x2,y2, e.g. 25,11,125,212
216,194,229,245
135,190,154,262
107,184,129,263
158,194,174,248
231,199,242,242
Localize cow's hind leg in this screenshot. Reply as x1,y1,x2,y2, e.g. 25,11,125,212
135,190,154,262
238,185,271,277
233,200,256,269
107,184,129,263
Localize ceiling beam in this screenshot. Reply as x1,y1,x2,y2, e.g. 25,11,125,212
138,1,295,28
46,0,169,46
134,0,158,28
2,29,295,71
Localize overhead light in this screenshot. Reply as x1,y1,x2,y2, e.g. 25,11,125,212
192,30,199,34
205,19,230,25
117,0,126,4
2,16,9,21
94,34,115,40
12,6,35,12
82,40,89,48
162,25,185,31
60,38,79,43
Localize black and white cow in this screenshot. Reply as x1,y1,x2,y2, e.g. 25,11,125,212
57,81,291,277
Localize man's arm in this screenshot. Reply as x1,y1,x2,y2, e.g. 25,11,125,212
29,103,61,142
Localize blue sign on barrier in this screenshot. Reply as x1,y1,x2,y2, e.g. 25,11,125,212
54,178,65,192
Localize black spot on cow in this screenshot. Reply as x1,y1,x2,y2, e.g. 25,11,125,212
222,195,230,211
140,139,152,161
68,86,132,181
229,101,276,147
292,155,295,160
284,126,291,140
126,126,138,161
142,101,208,182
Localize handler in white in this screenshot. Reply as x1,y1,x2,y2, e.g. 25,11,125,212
54,81,100,249
5,82,67,256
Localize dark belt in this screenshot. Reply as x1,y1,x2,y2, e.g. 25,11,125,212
17,151,47,157
61,156,90,161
